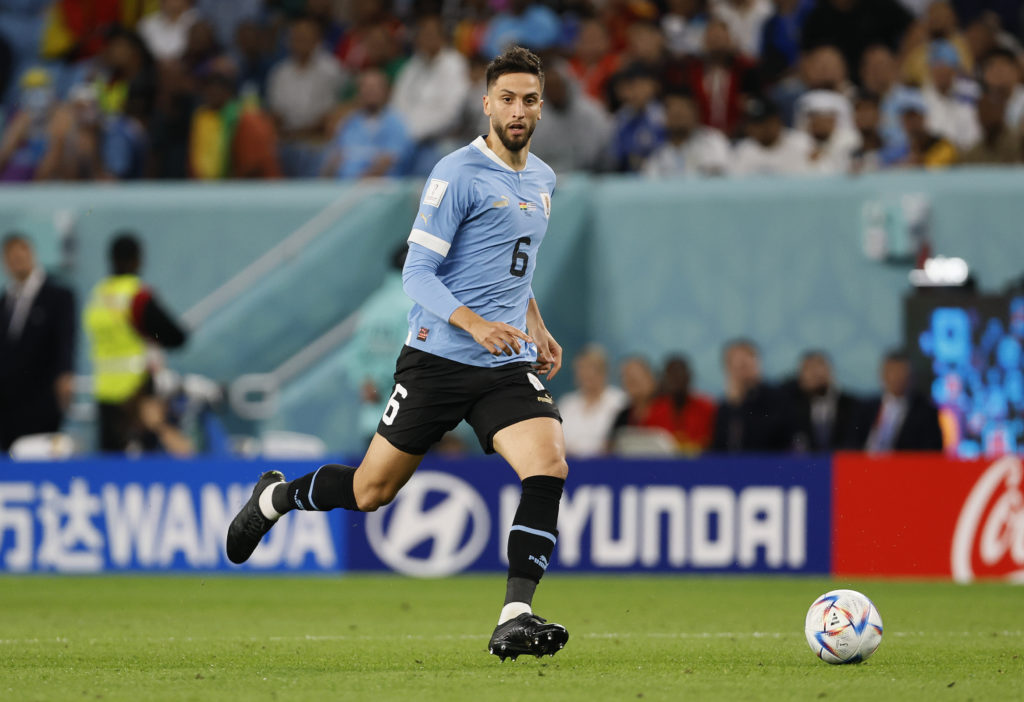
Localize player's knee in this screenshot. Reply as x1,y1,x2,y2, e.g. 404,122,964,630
356,481,401,512
534,456,568,480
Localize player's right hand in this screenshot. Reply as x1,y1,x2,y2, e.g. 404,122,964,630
470,320,533,356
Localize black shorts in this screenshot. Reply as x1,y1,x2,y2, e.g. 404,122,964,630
376,346,562,455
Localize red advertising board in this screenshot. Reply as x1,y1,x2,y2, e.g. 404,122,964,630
833,453,1024,582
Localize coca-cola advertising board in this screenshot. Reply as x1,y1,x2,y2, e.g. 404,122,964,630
833,453,1024,582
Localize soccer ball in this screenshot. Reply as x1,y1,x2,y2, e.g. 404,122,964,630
804,589,883,664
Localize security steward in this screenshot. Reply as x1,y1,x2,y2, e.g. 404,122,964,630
83,233,187,451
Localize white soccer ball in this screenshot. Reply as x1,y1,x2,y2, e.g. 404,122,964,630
804,589,883,664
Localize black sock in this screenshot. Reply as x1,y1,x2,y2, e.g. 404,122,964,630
505,475,564,605
272,464,359,513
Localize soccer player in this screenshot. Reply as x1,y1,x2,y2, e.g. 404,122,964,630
226,46,569,661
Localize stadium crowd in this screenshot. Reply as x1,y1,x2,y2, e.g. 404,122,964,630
558,341,945,459
0,0,1023,181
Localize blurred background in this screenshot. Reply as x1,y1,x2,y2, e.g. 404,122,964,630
1,0,1023,464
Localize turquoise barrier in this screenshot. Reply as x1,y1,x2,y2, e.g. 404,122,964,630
2,169,1022,453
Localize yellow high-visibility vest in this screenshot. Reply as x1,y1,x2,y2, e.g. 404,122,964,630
83,275,148,403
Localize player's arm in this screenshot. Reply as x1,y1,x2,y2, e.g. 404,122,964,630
525,295,562,379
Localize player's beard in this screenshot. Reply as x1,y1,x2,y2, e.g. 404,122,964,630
492,118,536,152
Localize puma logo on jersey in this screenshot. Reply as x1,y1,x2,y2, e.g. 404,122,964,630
492,195,510,208
418,212,432,225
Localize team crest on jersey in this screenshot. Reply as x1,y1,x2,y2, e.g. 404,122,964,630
540,192,551,217
423,179,448,207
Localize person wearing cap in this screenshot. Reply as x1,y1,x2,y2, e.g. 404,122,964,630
885,89,956,168
921,39,980,150
732,95,814,175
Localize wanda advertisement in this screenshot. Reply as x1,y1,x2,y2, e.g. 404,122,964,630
833,453,1024,582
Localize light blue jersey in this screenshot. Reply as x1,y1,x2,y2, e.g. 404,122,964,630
402,136,556,368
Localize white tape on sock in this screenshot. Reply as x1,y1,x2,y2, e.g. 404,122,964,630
498,602,532,625
258,482,283,520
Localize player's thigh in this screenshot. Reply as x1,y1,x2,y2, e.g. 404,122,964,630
354,433,424,510
492,417,569,481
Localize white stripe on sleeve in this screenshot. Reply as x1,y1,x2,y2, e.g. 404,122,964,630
408,228,451,257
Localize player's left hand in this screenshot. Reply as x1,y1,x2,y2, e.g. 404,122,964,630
532,328,563,380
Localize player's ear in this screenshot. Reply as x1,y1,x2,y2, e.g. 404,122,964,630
538,98,543,120
482,94,491,117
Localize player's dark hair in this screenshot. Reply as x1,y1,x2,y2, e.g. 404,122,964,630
110,231,142,275
800,349,832,365
2,231,29,252
486,45,544,90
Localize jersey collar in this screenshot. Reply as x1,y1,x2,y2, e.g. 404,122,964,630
471,135,521,172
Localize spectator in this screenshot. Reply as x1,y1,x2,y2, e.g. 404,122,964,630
0,68,58,181
559,345,627,459
609,63,666,172
454,52,491,144
956,90,1021,164
979,47,1024,130
529,61,613,173
568,17,621,105
850,349,944,452
83,233,188,453
482,1,562,59
189,68,281,179
607,20,671,111
860,44,918,153
608,355,663,450
795,45,854,118
195,0,263,49
781,350,859,452
850,90,885,171
901,0,974,86
662,0,710,59
231,19,276,101
646,355,717,454
710,0,773,59
921,39,980,150
682,17,759,137
890,89,957,167
35,83,108,181
758,0,815,86
732,95,813,175
321,68,411,179
0,233,76,452
138,0,200,63
643,90,731,176
711,338,791,452
333,0,400,72
390,15,469,172
797,89,860,174
267,15,346,141
801,0,913,85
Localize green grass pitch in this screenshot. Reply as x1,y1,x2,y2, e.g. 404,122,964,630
1,575,1021,701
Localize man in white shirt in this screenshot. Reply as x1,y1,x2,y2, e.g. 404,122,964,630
732,96,813,175
710,0,773,59
922,39,980,151
391,16,470,146
266,16,346,139
559,345,627,458
644,90,731,177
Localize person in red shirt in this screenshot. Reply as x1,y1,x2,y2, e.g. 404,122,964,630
646,355,716,454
